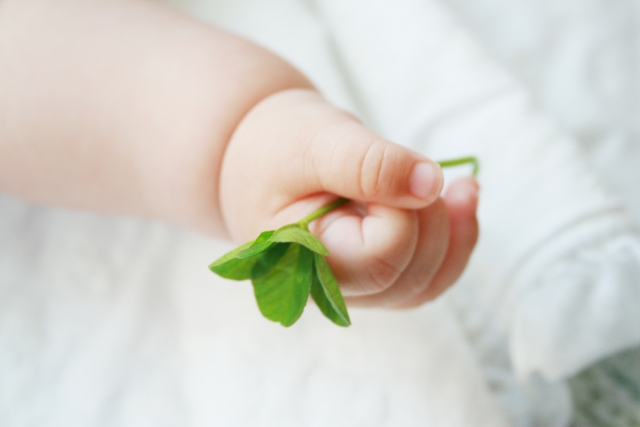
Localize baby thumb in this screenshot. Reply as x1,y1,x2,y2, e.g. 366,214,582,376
308,121,443,209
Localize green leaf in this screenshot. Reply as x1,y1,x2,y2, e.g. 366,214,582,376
250,242,290,280
311,254,350,326
251,244,313,327
209,231,283,280
209,240,257,280
270,224,329,256
310,272,350,327
237,230,275,259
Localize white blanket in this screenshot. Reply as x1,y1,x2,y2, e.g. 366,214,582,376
2,0,640,425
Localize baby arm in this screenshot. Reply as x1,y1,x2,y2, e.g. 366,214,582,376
0,0,311,236
0,0,478,308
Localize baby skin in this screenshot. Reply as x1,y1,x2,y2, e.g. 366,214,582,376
0,0,478,308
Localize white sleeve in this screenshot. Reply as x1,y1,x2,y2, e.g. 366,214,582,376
315,0,640,384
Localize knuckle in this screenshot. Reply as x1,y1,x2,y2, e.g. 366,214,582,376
359,139,395,199
365,254,401,293
408,276,431,298
401,281,447,308
421,282,450,303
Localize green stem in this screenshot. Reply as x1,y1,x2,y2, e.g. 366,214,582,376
298,156,478,228
437,156,479,177
298,197,349,228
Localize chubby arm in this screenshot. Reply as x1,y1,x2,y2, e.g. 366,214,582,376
0,0,479,307
0,0,312,236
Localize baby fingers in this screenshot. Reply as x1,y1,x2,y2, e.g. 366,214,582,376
313,203,419,297
399,177,479,308
344,198,449,307
315,177,478,308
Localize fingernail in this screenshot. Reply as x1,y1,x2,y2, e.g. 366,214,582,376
449,178,479,210
409,162,442,199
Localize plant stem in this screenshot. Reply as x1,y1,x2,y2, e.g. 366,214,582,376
437,156,479,176
298,197,349,228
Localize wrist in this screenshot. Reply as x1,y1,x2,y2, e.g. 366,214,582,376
137,26,315,236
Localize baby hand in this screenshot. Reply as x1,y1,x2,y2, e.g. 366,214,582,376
219,89,478,308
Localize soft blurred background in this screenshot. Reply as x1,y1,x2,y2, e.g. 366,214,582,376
444,2,640,425
445,0,640,219
1,0,640,426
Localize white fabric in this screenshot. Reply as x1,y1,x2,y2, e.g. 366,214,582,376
312,0,640,384
2,0,640,425
0,195,509,427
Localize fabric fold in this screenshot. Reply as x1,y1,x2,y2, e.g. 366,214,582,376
315,0,640,390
